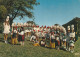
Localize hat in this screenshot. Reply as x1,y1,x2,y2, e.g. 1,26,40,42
47,26,50,28
33,25,35,27
32,23,35,26
12,22,16,26
24,23,26,26
56,25,59,29
29,23,32,26
41,25,43,27
67,26,70,30
17,22,20,26
20,23,23,26
12,23,15,26
44,25,46,28
71,24,74,30
37,25,39,27
53,25,56,30
26,23,28,26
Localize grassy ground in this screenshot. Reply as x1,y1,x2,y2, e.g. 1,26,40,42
0,34,80,57
74,37,80,57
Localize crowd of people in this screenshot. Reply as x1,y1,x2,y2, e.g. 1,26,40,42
3,16,76,53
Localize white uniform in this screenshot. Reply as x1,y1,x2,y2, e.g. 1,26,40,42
19,31,25,35
69,40,74,46
30,35,36,41
69,32,75,38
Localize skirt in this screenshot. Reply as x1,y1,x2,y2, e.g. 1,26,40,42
18,35,25,42
50,42,55,48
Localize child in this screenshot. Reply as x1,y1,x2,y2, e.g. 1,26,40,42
18,27,25,46
40,37,45,47
30,34,39,46
69,37,74,53
55,35,60,50
50,33,55,48
45,32,50,47
30,34,36,41
11,27,18,45
62,34,67,49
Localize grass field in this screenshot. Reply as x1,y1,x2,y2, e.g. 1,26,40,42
0,34,80,57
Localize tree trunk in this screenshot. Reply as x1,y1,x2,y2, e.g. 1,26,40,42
9,18,13,26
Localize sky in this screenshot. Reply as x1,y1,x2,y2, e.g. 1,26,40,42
13,0,80,26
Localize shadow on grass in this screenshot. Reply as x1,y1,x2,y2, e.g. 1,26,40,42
60,48,67,51
0,37,4,43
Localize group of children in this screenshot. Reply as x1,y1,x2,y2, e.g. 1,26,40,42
10,23,26,46
3,16,76,53
30,24,76,53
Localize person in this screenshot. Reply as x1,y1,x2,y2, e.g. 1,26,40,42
66,25,71,51
62,34,67,49
50,33,55,48
71,25,75,42
40,37,45,47
45,32,50,47
18,27,25,46
55,35,60,50
30,33,39,46
30,34,36,42
3,16,10,44
11,27,18,45
69,37,74,53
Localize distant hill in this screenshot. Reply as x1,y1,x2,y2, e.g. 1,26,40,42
62,17,80,36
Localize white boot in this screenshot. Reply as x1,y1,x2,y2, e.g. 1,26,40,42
68,47,70,51
20,42,22,46
23,42,24,46
5,40,6,43
5,40,8,44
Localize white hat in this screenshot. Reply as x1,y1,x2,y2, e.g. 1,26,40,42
26,23,28,26
53,25,56,29
12,22,16,26
56,25,59,29
17,22,20,26
12,23,15,26
71,25,74,30
59,26,62,30
32,23,35,26
29,23,32,26
24,23,26,26
20,23,23,26
67,26,70,30
14,22,16,25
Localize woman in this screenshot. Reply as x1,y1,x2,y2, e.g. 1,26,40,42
3,16,10,44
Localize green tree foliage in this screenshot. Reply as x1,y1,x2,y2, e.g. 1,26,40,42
0,5,7,22
0,0,39,24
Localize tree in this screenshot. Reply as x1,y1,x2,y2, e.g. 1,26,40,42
0,5,7,22
0,0,39,25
